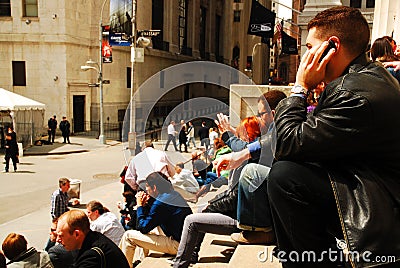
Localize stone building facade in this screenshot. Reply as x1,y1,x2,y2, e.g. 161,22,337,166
0,0,277,134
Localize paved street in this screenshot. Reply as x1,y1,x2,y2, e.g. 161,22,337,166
0,136,197,249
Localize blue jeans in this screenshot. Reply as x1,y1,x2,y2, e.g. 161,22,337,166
237,163,272,231
187,137,196,148
173,213,238,268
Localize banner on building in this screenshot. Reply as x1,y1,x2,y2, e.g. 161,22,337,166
109,0,132,46
102,25,112,63
281,30,298,55
247,0,276,39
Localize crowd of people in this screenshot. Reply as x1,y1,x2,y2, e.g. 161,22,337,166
2,6,400,268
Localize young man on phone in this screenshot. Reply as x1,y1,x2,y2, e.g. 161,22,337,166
215,6,400,267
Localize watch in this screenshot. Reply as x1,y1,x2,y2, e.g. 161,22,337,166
291,84,308,95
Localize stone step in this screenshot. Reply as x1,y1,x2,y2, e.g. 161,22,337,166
228,245,282,268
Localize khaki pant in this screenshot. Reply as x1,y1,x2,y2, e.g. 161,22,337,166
119,230,179,267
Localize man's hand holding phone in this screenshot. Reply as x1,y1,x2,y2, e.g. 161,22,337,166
296,40,336,92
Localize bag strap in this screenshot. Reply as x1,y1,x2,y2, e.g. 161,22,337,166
91,247,106,268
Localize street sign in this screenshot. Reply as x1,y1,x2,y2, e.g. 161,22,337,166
137,30,161,37
109,32,131,46
88,83,99,87
103,80,110,84
131,47,144,63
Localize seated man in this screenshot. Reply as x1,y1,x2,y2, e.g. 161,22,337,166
56,210,130,267
86,200,125,245
46,218,76,268
171,162,199,194
50,178,79,220
119,172,192,267
214,90,286,244
125,141,175,191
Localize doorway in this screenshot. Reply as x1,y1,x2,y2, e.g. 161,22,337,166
73,95,85,132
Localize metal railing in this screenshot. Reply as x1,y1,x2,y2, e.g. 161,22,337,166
71,120,123,141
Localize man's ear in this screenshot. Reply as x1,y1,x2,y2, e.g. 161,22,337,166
271,110,276,117
73,229,80,238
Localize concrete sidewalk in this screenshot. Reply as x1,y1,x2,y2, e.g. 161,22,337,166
22,136,120,156
0,180,124,250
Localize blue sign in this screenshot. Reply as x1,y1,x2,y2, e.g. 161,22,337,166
109,32,131,46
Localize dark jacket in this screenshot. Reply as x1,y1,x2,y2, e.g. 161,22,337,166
274,54,400,267
47,244,76,268
48,118,57,130
202,165,245,218
5,131,18,156
74,231,129,268
178,129,187,143
198,126,209,140
59,120,70,135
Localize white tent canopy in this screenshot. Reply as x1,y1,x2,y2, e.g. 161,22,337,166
0,88,45,110
0,88,46,147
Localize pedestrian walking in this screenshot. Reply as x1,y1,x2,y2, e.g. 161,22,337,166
198,122,210,151
4,126,18,173
186,121,196,149
59,116,71,144
164,121,178,151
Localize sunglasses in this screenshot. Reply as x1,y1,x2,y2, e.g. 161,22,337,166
50,228,57,232
257,111,268,117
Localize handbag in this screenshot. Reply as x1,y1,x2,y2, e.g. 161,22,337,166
91,247,106,268
119,165,128,184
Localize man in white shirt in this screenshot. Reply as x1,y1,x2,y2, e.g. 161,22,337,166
164,120,178,151
126,141,175,191
171,162,200,194
86,200,125,245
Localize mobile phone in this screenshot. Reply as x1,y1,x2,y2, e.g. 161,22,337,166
318,40,336,63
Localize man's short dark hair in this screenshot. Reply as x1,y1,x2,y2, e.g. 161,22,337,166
142,141,154,150
258,90,287,111
176,162,184,169
87,200,109,215
307,6,369,57
59,177,70,188
146,172,172,194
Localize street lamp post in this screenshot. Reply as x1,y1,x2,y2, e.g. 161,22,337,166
80,63,105,144
80,0,108,145
128,0,137,154
95,0,108,145
251,42,262,81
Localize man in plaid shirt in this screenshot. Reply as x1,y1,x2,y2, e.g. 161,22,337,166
51,178,79,219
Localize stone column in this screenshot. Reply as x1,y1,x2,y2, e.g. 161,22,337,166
298,0,342,56
371,0,399,43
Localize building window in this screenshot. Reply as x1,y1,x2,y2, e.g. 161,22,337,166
366,0,375,8
179,0,189,55
127,67,131,88
12,61,26,86
0,0,11,16
215,15,223,62
23,0,38,17
199,7,207,59
152,0,169,51
233,10,240,22
350,0,361,8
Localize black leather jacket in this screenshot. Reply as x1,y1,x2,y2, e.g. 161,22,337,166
273,54,400,267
